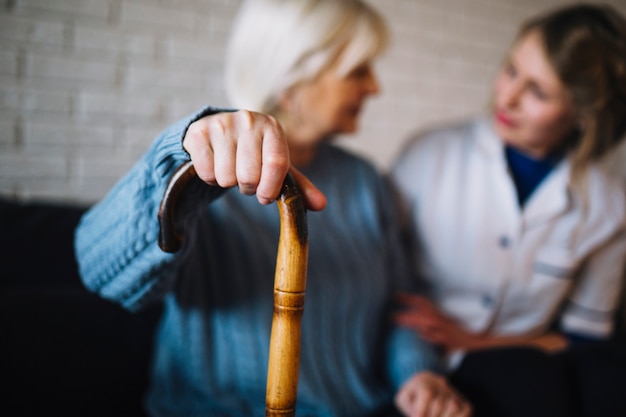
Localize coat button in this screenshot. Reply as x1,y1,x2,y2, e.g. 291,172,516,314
482,294,494,307
499,236,511,248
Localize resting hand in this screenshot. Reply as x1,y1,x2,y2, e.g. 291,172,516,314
183,110,326,211
394,294,479,352
395,371,472,417
395,294,572,354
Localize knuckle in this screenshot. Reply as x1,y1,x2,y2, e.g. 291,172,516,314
263,153,289,172
184,122,205,149
208,115,228,136
267,114,283,130
238,109,255,129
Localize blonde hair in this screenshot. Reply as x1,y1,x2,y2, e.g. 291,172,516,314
518,3,626,179
224,0,388,114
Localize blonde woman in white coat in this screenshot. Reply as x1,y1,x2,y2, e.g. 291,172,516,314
391,4,626,417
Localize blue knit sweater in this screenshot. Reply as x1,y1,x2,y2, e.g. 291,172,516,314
74,107,441,417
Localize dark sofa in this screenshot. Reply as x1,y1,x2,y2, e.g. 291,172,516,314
0,199,162,417
2,198,625,417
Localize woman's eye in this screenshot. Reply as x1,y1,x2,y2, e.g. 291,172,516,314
349,65,370,79
504,62,517,78
529,83,547,100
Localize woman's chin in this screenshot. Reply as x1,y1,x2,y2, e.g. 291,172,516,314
492,118,514,142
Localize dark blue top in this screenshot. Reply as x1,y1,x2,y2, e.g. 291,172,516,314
505,145,563,207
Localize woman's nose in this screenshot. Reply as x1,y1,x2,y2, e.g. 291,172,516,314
364,67,381,95
500,80,523,109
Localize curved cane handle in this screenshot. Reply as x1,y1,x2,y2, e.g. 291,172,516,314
158,160,198,252
157,161,308,417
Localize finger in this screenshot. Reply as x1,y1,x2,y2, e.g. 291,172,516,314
409,386,433,417
462,401,473,417
396,293,433,311
437,392,468,417
208,115,238,188
420,327,446,344
235,128,263,195
256,114,290,204
404,327,444,346
394,386,414,417
442,395,470,417
393,313,428,333
183,120,217,185
395,292,421,307
455,395,473,417
425,395,445,417
392,320,441,344
412,297,440,315
393,311,442,333
289,167,327,211
394,310,439,325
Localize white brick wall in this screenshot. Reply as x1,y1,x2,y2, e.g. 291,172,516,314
1,0,625,203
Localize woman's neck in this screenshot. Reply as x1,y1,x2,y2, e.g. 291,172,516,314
278,114,327,168
287,139,320,168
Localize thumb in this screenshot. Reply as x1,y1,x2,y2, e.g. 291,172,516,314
289,167,327,211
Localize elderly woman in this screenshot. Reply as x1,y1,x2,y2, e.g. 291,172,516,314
74,1,470,416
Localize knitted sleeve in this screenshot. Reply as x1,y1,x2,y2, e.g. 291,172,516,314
74,106,226,312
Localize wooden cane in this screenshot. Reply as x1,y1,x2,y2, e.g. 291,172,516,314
157,161,308,417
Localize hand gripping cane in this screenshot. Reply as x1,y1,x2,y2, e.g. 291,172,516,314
157,161,308,417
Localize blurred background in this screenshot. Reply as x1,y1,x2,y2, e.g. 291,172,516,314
1,0,625,204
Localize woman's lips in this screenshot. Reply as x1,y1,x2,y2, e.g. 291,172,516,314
495,110,517,128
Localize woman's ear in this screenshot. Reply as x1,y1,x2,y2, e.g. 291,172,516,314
277,88,295,114
276,86,304,125
575,113,588,133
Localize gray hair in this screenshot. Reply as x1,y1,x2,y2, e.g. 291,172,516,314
224,0,388,114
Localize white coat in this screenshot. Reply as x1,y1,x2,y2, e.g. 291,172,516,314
391,117,626,343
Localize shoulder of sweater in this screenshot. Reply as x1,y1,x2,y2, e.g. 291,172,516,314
319,143,382,176
311,144,391,205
